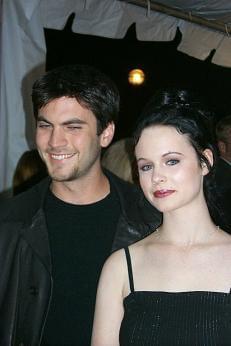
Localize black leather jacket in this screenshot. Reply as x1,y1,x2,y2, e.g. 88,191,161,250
0,171,161,345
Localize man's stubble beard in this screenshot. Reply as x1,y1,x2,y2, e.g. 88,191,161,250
50,150,101,183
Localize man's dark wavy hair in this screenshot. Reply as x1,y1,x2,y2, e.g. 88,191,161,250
32,64,120,134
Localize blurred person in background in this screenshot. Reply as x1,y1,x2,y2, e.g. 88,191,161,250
215,115,231,191
12,149,47,195
214,115,231,232
102,138,136,184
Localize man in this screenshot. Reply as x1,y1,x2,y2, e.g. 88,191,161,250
215,115,231,190
215,115,231,231
0,65,161,345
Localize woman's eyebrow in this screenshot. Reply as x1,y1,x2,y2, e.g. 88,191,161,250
136,152,184,162
162,151,183,157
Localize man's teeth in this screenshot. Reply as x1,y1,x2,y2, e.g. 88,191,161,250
51,154,73,160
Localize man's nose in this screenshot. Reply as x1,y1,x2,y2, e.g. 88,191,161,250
48,127,67,148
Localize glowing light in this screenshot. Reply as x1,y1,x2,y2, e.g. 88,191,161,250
128,69,145,85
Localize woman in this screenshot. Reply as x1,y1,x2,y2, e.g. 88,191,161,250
91,90,231,345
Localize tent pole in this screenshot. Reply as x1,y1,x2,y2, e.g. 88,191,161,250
120,0,231,35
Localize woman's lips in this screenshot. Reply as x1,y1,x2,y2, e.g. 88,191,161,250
154,189,175,198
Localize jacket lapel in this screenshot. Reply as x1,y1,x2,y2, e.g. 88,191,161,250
22,208,52,274
20,177,52,274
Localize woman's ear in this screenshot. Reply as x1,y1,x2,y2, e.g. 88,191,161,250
201,148,214,176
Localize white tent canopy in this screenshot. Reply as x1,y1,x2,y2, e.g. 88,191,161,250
0,0,231,193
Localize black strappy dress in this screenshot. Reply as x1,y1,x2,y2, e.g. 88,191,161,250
119,247,231,345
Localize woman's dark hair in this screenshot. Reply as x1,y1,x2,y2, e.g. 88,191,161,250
134,89,230,231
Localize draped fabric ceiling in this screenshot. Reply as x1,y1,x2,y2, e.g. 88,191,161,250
0,0,231,192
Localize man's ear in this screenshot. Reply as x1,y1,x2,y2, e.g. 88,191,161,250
217,140,226,156
202,148,214,176
100,122,115,148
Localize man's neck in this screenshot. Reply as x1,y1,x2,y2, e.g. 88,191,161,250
221,156,231,166
50,170,110,205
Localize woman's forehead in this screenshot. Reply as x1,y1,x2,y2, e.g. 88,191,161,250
135,125,193,156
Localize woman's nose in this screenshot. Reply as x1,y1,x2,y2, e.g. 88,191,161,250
151,169,166,185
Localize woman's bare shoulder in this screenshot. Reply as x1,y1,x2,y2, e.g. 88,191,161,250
129,230,159,252
101,248,126,277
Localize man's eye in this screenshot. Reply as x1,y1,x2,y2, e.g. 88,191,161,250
66,126,82,130
166,159,179,166
37,123,50,128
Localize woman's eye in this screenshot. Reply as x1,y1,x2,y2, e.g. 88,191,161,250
140,164,152,171
166,159,179,166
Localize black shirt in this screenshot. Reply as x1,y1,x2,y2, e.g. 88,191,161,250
41,184,121,346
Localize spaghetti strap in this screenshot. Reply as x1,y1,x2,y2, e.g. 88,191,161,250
124,247,135,293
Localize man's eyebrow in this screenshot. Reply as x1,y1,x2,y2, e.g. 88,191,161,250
37,116,51,124
37,116,87,125
62,118,87,126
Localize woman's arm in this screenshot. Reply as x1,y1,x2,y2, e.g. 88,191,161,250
91,249,126,346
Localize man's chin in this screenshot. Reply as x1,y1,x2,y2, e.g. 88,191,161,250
50,175,75,182
49,170,79,182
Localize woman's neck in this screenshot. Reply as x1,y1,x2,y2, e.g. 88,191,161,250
156,202,219,246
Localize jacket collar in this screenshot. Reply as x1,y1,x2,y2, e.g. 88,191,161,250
15,177,52,273
104,169,162,229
